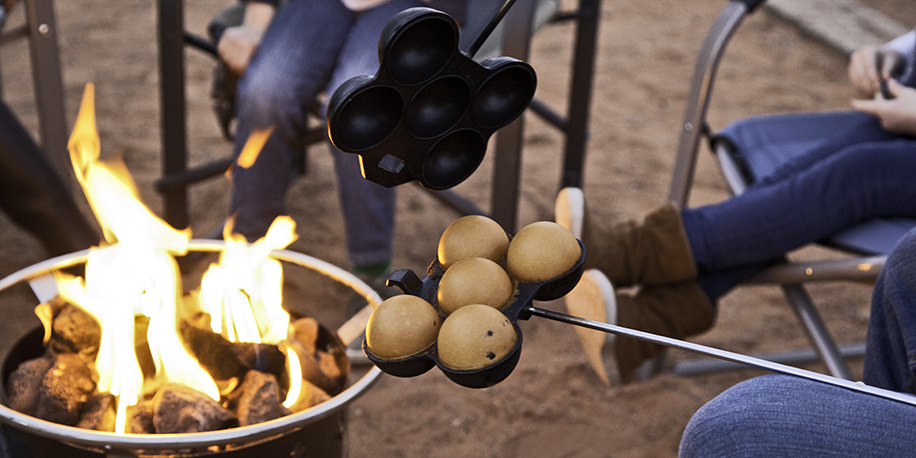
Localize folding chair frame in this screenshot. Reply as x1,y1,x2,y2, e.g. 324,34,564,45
0,0,69,183
665,0,881,380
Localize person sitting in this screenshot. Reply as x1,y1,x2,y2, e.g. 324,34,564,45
678,226,916,457
557,29,916,384
217,0,432,305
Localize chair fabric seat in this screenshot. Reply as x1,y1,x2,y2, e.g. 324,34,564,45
714,111,916,256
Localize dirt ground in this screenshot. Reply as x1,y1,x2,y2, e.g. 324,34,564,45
0,0,907,456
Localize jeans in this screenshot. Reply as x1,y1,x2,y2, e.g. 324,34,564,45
679,228,916,457
680,112,916,301
230,0,422,266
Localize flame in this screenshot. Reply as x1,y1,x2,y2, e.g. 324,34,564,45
235,127,274,169
57,84,218,433
198,213,301,406
34,302,54,345
199,216,296,344
281,343,301,409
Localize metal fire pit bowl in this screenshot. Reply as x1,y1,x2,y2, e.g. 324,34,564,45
0,241,383,458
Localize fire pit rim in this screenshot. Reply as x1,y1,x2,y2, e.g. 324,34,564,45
0,240,383,451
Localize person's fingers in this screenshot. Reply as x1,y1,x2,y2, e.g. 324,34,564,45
880,50,907,79
886,78,906,97
849,47,881,97
850,97,880,116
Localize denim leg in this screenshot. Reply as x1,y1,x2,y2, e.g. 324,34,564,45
694,265,767,304
683,141,916,276
743,112,896,186
230,0,356,241
679,374,916,458
863,228,916,393
322,0,423,266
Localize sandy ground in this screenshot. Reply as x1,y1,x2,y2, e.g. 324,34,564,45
0,0,907,456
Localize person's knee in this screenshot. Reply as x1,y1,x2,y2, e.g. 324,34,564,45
236,68,306,129
886,228,916,274
679,375,798,458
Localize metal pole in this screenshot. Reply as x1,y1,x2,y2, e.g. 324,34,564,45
526,305,916,407
559,0,600,189
24,0,68,183
667,1,748,207
489,0,536,232
157,0,189,229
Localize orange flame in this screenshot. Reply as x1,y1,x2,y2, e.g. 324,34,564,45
235,127,274,169
199,216,296,344
198,210,300,405
57,84,218,433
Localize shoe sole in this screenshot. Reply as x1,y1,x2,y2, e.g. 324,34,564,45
563,268,617,386
555,187,584,240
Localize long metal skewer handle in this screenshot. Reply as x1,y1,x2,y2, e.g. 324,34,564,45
466,0,518,58
525,305,916,407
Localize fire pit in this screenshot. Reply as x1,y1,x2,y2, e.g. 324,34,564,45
0,242,382,458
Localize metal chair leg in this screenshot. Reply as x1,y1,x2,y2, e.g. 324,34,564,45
23,0,68,183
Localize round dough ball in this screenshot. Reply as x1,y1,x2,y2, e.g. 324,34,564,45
437,257,515,316
437,304,518,371
506,221,581,282
366,295,441,359
438,215,509,269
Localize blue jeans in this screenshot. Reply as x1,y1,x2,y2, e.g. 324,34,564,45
230,0,422,266
680,112,916,301
679,228,916,457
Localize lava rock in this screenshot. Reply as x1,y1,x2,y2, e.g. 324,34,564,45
77,392,116,432
6,353,54,416
152,382,237,433
285,379,331,413
49,304,100,357
291,318,320,355
179,320,284,380
231,370,283,426
35,353,96,426
289,318,348,395
127,401,156,434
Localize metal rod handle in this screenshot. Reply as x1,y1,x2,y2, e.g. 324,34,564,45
466,0,518,58
525,305,916,407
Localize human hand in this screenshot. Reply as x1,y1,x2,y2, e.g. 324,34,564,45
848,45,906,99
217,24,265,75
851,79,916,136
216,2,275,75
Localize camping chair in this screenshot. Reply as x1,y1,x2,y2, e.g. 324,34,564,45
664,0,916,380
154,0,600,233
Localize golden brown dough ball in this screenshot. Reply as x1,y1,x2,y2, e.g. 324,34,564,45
506,221,581,282
366,295,441,359
438,215,509,269
437,257,514,315
437,304,518,370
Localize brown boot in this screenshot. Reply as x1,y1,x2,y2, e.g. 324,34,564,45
555,188,697,288
614,281,715,383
